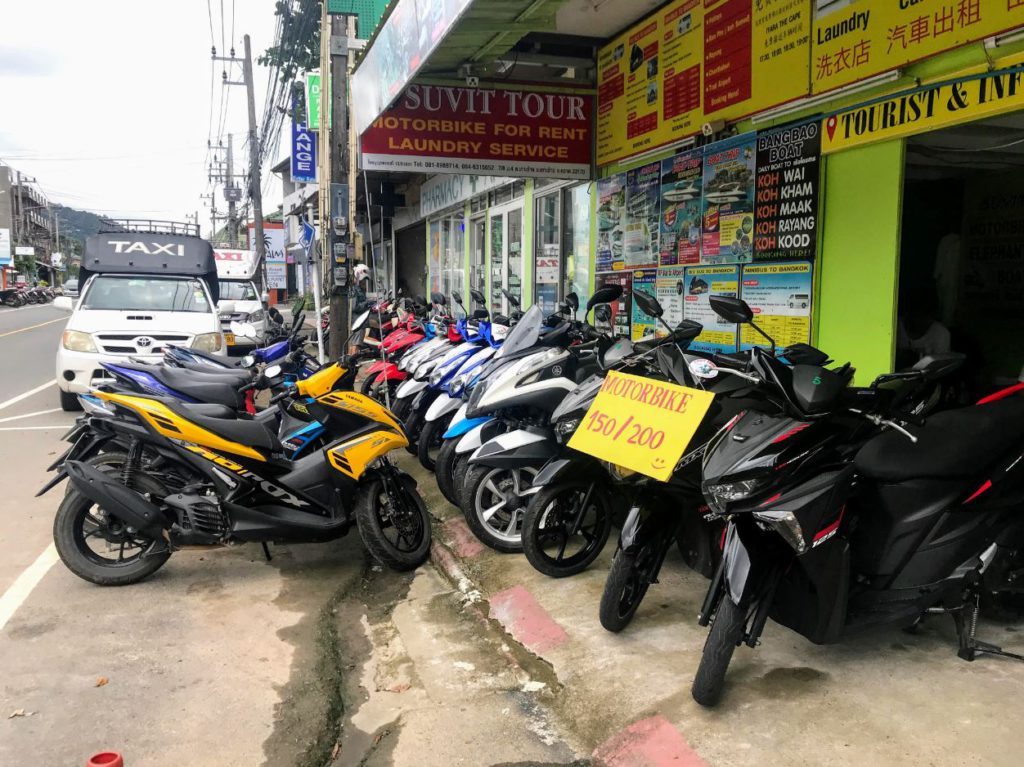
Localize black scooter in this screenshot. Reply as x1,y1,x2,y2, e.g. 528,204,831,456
691,296,1023,707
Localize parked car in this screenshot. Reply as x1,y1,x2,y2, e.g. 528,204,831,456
64,278,79,298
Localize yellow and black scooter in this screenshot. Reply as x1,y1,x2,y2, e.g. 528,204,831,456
38,360,430,585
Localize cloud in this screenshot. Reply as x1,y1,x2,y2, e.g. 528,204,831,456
0,46,58,77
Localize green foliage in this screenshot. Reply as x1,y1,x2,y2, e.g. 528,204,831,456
37,279,48,287
259,0,321,85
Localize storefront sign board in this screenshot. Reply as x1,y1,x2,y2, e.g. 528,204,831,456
754,122,820,260
291,121,317,184
655,266,688,337
249,222,287,290
305,72,330,130
822,65,1024,153
631,269,659,340
701,133,756,263
419,174,512,218
360,83,592,179
596,0,812,167
597,175,627,272
659,149,703,266
568,370,715,481
739,261,813,349
812,0,1024,95
682,264,740,352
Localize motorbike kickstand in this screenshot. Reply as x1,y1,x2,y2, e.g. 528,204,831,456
953,593,1024,662
262,542,273,562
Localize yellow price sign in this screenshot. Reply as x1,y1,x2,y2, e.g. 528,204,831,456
568,371,715,481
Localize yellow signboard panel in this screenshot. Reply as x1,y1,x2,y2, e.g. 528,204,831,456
567,371,715,481
596,0,812,167
811,0,1024,94
821,65,1024,153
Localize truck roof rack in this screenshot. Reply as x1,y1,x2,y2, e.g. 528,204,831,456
98,218,201,237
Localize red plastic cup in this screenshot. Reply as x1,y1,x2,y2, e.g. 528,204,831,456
87,753,124,767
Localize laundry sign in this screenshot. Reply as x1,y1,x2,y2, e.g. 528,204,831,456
360,83,593,179
822,65,1024,153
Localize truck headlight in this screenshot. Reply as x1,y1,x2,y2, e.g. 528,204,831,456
248,309,265,323
192,333,223,352
62,330,97,353
752,510,806,553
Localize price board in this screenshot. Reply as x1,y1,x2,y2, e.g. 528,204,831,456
568,371,715,481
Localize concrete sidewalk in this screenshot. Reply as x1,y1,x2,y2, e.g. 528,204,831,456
397,454,1024,767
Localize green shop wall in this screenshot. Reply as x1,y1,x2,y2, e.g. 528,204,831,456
817,139,904,385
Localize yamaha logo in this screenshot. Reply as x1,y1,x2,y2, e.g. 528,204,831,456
135,336,153,348
551,365,562,376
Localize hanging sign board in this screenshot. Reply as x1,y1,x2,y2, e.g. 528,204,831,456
754,122,820,261
822,65,1024,153
291,121,317,184
595,0,812,167
569,370,715,481
305,72,330,130
360,83,592,179
248,222,287,290
811,0,1024,95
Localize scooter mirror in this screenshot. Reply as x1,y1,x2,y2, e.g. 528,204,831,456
268,307,284,324
241,355,256,368
709,295,754,324
265,364,283,379
587,285,624,312
430,291,447,305
470,289,487,305
566,292,579,312
452,291,464,305
230,321,259,340
632,289,663,319
500,288,521,308
594,304,613,323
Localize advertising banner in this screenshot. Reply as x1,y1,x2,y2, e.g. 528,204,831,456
535,243,560,316
360,83,592,179
568,370,715,481
305,72,330,130
754,122,820,261
596,0,812,166
739,261,813,349
419,174,512,218
682,264,740,352
596,175,627,271
291,121,317,184
0,228,10,265
630,269,658,340
702,134,756,263
659,149,703,266
351,0,474,135
822,66,1024,154
596,271,633,337
625,162,661,269
811,0,1024,95
655,265,688,336
249,222,287,290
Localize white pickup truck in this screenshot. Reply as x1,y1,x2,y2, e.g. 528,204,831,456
214,248,268,351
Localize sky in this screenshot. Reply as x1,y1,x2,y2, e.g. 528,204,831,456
0,0,283,238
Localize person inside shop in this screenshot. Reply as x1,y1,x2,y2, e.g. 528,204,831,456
351,263,371,313
896,290,951,368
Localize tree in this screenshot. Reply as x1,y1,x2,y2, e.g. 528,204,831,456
259,0,321,85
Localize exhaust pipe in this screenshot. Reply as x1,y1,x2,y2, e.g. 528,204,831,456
64,460,168,539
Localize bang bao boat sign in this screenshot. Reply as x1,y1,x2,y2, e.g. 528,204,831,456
360,83,593,179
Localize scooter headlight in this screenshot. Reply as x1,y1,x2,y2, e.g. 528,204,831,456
449,374,469,394
429,368,445,386
752,510,806,553
554,417,581,443
704,476,771,514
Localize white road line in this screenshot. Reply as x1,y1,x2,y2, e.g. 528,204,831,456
0,316,65,338
0,544,59,632
0,408,62,423
0,303,60,313
0,380,57,412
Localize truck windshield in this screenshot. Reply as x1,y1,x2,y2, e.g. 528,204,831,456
81,276,212,312
219,280,258,301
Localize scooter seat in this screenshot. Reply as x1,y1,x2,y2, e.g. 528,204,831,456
855,397,1024,481
165,400,281,453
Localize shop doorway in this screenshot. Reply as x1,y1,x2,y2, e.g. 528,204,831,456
489,202,523,315
470,216,486,300
395,223,426,300
900,112,1024,398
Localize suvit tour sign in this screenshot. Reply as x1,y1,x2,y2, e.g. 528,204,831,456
360,83,593,179
822,65,1024,153
812,0,1024,94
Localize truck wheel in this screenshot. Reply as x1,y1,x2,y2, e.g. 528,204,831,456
60,389,82,412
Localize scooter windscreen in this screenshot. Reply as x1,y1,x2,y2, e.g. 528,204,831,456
493,305,542,361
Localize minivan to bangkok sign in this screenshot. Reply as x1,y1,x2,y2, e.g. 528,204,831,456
360,83,593,180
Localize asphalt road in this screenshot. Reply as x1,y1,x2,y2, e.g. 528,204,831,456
0,302,365,766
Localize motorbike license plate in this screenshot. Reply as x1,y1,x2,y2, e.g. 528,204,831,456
224,333,235,345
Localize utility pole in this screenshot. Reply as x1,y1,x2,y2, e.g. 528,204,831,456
226,134,238,247
242,34,265,287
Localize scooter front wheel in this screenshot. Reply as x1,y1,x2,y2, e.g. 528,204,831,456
599,546,657,632
522,481,612,578
691,597,746,707
356,472,432,571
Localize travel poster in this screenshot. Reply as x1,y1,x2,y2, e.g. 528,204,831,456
596,174,626,271
660,149,703,266
596,271,632,338
702,133,756,263
624,162,661,269
754,122,820,261
655,265,687,337
739,261,813,350
682,264,739,353
630,269,658,340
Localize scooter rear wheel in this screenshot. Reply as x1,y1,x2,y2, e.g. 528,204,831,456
691,597,746,707
522,481,612,578
356,472,432,571
417,413,454,472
